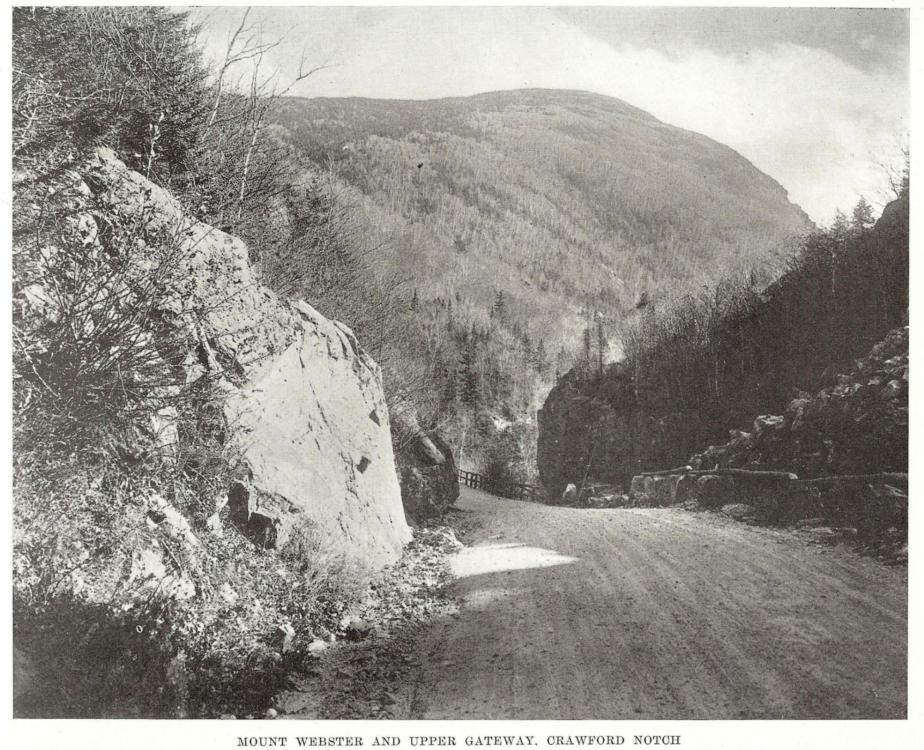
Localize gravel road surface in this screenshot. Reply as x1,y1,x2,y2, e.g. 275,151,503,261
404,487,906,719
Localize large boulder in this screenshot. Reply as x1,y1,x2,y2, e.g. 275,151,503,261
224,301,410,566
538,381,629,498
78,149,412,569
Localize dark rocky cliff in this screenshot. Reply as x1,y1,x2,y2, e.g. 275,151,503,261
538,192,908,499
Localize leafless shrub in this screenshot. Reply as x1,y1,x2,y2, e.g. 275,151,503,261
13,7,210,184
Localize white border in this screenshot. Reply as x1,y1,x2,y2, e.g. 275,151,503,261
2,2,920,748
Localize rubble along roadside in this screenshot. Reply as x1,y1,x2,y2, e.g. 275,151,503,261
234,513,476,720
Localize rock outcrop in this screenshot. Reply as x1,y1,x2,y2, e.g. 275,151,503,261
224,299,411,565
617,329,909,547
689,327,908,478
391,406,459,522
51,148,412,569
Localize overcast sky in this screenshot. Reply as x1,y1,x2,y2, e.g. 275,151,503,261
195,6,910,225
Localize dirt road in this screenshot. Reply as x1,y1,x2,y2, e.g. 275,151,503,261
403,487,906,719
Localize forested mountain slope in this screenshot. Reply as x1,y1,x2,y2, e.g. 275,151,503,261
274,89,812,355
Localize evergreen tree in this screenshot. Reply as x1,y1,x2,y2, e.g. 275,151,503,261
459,340,480,410
522,333,533,365
535,338,548,374
852,196,875,230
595,313,607,375
582,327,592,372
831,209,851,238
439,358,457,414
491,290,506,320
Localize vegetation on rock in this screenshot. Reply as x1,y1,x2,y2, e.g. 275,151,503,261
12,7,406,717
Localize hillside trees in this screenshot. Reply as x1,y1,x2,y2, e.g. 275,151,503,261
270,90,813,436
388,282,560,481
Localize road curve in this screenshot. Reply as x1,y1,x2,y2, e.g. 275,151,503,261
405,487,906,719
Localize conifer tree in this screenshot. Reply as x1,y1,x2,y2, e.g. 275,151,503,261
491,290,506,320
852,196,875,230
439,358,458,414
595,313,607,375
831,209,851,238
459,338,480,410
582,327,592,372
535,339,548,374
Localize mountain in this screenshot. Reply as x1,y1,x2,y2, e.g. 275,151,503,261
273,89,812,357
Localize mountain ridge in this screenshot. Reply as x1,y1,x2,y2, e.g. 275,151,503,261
274,88,811,351
280,88,806,212
287,88,662,122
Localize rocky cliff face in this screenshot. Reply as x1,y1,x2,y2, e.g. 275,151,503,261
537,368,663,499
33,148,412,571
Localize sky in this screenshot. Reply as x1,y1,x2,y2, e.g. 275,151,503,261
194,5,910,226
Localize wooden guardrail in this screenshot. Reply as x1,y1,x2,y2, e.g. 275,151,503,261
457,469,540,502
